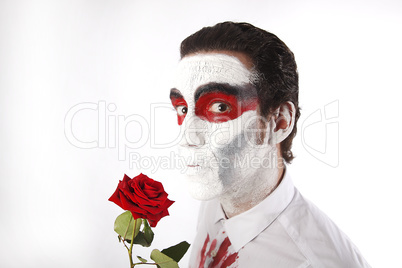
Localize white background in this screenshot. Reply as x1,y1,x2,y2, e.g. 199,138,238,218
1,0,401,267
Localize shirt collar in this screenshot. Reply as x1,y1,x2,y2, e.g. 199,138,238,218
212,169,295,251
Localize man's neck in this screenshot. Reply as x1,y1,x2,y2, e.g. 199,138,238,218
219,160,285,219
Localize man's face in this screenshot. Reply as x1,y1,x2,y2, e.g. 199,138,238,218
170,53,278,200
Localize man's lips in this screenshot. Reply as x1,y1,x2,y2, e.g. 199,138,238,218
187,164,201,167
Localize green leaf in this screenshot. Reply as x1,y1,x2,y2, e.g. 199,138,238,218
143,220,154,244
161,241,190,263
131,219,154,247
132,231,153,247
137,256,147,263
113,211,142,241
150,249,179,268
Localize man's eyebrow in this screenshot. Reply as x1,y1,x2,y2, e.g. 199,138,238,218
194,83,240,102
169,88,183,99
194,83,257,102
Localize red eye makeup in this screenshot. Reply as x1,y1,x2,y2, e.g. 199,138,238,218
170,96,188,125
170,84,258,125
195,91,258,123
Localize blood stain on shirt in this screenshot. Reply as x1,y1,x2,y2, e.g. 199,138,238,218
198,235,239,268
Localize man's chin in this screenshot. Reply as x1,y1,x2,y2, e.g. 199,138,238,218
185,173,222,201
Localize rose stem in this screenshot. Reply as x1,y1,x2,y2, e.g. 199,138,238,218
128,218,137,268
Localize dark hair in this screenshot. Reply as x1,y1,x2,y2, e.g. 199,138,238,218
180,21,300,163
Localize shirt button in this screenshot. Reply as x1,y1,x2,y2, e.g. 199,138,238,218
211,249,218,258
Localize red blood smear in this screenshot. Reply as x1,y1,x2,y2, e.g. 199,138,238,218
210,237,235,267
199,235,238,268
198,234,210,268
221,252,238,267
207,239,217,258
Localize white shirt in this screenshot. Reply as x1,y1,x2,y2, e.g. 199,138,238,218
189,171,371,268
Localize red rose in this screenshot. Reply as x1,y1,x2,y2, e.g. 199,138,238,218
108,173,174,227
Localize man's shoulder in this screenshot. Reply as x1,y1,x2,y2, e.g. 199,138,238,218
274,189,370,267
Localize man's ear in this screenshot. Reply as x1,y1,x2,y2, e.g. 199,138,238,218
268,101,295,145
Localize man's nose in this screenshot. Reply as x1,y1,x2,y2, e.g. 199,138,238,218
179,114,207,147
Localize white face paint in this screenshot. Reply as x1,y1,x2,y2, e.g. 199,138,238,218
170,53,280,208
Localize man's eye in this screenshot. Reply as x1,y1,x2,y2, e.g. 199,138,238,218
176,105,188,116
209,102,231,113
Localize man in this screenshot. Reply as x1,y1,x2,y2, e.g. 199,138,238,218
170,22,370,267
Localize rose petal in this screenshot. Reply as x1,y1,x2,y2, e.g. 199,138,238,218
119,192,148,214
108,187,123,207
